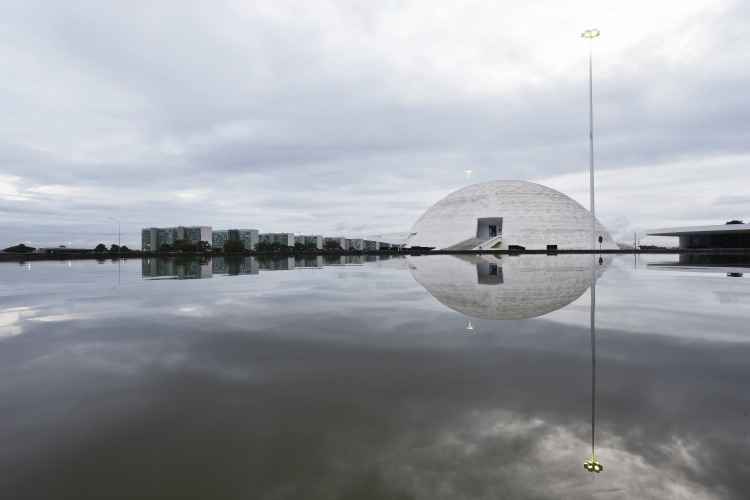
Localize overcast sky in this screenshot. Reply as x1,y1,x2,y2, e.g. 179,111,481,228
1,0,748,248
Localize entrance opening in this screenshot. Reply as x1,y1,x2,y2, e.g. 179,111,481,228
476,218,503,240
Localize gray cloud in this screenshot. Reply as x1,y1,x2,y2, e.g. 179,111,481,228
1,0,749,247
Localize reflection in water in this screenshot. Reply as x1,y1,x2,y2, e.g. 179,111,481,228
141,255,376,279
408,254,610,320
649,254,750,277
3,255,750,498
142,257,213,279
584,256,603,474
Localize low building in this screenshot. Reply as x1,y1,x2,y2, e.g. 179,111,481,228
36,246,91,255
294,235,324,250
259,233,295,247
647,222,750,249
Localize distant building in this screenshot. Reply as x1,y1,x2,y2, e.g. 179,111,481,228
647,223,750,249
236,229,259,250
324,237,348,250
141,228,158,251
212,230,230,249
364,240,380,251
259,233,294,247
294,235,323,250
142,226,212,250
35,246,90,255
347,238,364,251
214,229,259,250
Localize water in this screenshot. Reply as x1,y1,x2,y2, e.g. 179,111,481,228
1,254,749,499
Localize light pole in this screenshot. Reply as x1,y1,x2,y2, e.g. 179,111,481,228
107,217,121,254
582,28,600,250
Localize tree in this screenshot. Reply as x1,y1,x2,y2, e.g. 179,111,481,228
726,220,745,225
94,243,107,252
3,243,35,253
110,244,120,253
120,245,130,252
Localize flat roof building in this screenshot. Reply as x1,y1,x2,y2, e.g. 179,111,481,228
294,235,323,250
214,229,259,250
142,226,212,251
363,240,379,251
259,233,295,247
647,223,750,249
347,238,365,251
324,237,348,250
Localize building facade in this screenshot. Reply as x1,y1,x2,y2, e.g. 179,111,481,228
294,235,324,250
324,237,348,250
236,229,259,250
347,238,365,251
212,230,230,249
363,240,380,251
213,229,259,250
141,226,212,251
405,180,617,251
259,233,295,247
647,223,750,249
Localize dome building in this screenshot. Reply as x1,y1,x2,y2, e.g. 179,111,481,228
405,180,617,250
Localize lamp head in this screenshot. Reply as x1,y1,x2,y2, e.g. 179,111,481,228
581,29,601,39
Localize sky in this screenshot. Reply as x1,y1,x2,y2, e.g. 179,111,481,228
1,0,749,249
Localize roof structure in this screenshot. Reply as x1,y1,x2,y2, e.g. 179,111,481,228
647,224,750,236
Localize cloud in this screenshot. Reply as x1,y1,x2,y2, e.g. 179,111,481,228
0,0,748,248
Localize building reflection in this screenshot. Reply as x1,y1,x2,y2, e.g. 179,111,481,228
648,254,750,277
142,257,213,280
142,255,382,279
212,256,259,276
408,254,610,320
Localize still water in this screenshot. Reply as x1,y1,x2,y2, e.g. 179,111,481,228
1,254,749,499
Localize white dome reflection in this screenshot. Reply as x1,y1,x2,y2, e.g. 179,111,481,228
408,254,609,320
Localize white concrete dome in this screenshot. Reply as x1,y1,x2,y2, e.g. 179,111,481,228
406,180,617,250
408,254,609,320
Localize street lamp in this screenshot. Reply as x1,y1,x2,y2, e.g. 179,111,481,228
582,28,600,250
107,217,121,254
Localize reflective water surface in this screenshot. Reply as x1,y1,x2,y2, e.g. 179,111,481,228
1,255,749,499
